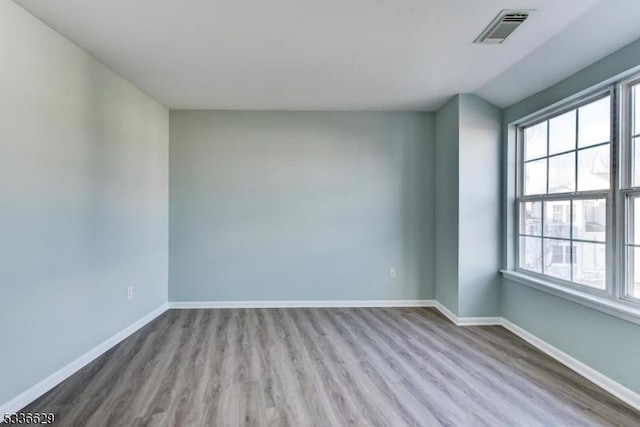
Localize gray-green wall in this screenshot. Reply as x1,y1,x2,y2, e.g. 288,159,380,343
435,97,460,313
502,38,640,393
169,111,435,302
435,94,502,317
458,95,501,317
0,1,169,406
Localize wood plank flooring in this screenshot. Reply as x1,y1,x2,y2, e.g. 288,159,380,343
24,308,640,426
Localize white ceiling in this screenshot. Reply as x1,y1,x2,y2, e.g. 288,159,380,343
13,0,640,111
477,0,640,107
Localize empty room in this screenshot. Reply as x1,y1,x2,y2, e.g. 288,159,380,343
3,0,640,425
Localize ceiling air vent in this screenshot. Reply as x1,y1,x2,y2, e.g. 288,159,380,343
474,10,532,44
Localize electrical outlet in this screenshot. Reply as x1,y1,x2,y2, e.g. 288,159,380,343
127,286,134,301
389,268,396,280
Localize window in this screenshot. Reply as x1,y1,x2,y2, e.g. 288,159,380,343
514,74,640,309
624,80,640,300
518,94,610,291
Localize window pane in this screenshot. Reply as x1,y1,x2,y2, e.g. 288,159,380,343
524,122,547,160
548,153,575,193
544,200,571,238
521,201,542,236
634,137,640,187
627,198,639,297
544,239,571,280
634,84,639,136
627,247,640,299
577,144,610,191
578,96,610,148
549,110,576,155
520,236,542,273
524,159,546,195
573,241,606,289
631,197,640,245
573,199,606,242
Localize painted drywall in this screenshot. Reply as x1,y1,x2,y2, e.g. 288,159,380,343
502,281,640,393
502,37,640,393
458,94,501,317
434,96,459,314
169,111,434,302
0,1,169,406
435,94,502,317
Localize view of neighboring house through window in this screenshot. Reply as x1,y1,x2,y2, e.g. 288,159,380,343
518,94,610,290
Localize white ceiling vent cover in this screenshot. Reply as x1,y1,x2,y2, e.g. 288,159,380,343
474,10,532,44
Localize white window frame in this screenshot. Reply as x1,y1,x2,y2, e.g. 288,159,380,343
503,70,640,325
619,74,640,304
514,89,614,297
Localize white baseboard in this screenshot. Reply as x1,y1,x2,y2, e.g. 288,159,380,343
169,300,503,326
0,303,169,416
501,318,640,412
457,316,503,326
432,306,640,410
433,300,459,323
169,299,436,309
168,300,503,326
432,301,502,326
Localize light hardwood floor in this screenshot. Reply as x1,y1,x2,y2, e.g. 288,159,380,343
24,308,640,426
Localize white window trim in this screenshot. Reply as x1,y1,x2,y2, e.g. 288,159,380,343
503,71,640,325
618,74,640,304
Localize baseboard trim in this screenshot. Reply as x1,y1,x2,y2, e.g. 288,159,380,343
457,316,503,326
432,301,502,326
0,303,169,416
433,301,459,323
501,318,640,412
169,300,436,309
168,300,503,326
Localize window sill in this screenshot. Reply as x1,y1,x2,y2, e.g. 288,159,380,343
500,270,640,326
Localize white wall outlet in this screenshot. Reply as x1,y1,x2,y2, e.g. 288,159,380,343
127,286,134,301
389,268,396,280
